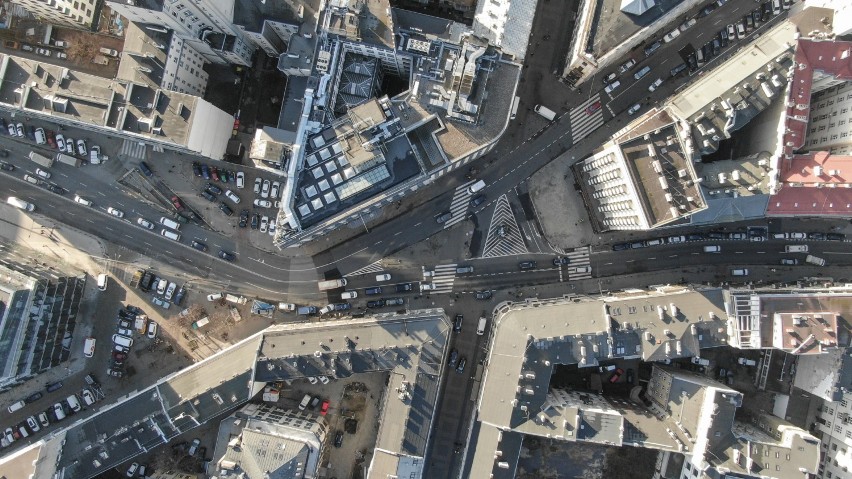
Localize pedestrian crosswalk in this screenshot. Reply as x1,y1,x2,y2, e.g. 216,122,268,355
119,139,148,160
427,264,457,294
481,195,528,258
561,247,592,281
570,93,605,145
346,260,384,277
443,180,475,229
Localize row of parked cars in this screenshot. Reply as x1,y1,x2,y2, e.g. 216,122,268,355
3,375,102,447
612,230,844,251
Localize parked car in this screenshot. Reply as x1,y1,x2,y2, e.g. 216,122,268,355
474,290,492,300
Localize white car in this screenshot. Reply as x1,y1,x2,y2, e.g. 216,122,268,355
6,124,15,136
164,282,176,300
270,181,280,198
23,174,39,184
253,199,271,208
207,292,223,301
627,103,641,115
156,279,168,295
254,177,262,194
147,321,158,339
35,168,52,179
319,375,329,384
107,207,124,218
308,376,318,385
236,171,245,188
126,463,139,477
56,134,66,150
26,416,40,433
260,215,269,232
15,123,24,137
64,138,74,154
261,180,270,198
137,218,154,229
80,388,96,406
76,139,87,157
225,190,240,204
74,195,93,206
648,78,663,92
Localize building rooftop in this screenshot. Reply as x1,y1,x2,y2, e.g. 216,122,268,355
765,185,852,216
233,0,316,33
0,53,232,158
793,347,852,402
117,22,171,88
0,310,449,479
323,0,396,48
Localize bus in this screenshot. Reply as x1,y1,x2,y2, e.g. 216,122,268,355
510,95,520,120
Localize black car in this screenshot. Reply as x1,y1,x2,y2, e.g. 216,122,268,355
644,40,662,56
218,202,233,216
25,392,43,403
686,233,705,241
612,243,630,251
45,184,65,194
334,431,344,448
191,161,202,177
711,38,721,56
45,381,63,393
191,240,208,252
474,290,492,300
367,299,386,308
456,357,467,373
333,303,351,311
453,314,463,332
826,233,845,241
449,349,459,367
365,287,382,295
0,161,13,171
762,1,772,20
173,287,186,305
630,241,646,249
553,257,570,266
807,232,826,240
718,30,728,48
251,213,259,229
139,161,153,177
706,232,726,239
518,261,537,270
218,250,236,262
470,194,486,207
752,9,761,26
395,283,413,293
238,209,249,228
206,183,223,195
200,189,216,202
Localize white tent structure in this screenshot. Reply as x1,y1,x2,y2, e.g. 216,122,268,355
620,0,656,15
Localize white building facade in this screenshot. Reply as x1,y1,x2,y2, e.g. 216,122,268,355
804,81,852,155
816,391,852,479
472,0,539,60
15,0,98,28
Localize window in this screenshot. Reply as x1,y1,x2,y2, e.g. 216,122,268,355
836,425,843,433
819,125,826,131
832,135,839,140
842,400,848,407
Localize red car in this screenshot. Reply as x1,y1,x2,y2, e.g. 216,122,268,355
170,195,185,211
609,368,624,383
46,130,57,149
210,166,220,182
320,400,329,416
586,101,602,115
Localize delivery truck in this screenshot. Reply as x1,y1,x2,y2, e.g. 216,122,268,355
534,104,556,121
318,278,347,291
28,151,54,168
55,153,81,167
805,255,826,266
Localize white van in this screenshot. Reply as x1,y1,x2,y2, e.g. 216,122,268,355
298,394,311,411
476,316,487,336
341,291,358,299
112,334,133,349
159,217,181,230
278,302,296,312
6,196,35,212
34,128,47,145
83,337,96,358
703,245,721,253
161,229,181,241
96,273,108,291
66,394,81,412
468,179,486,194
7,400,25,413
376,273,392,282
731,269,749,276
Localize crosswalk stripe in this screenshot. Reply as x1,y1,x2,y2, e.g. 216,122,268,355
345,260,385,276
569,93,604,145
443,181,475,228
481,195,527,258
556,247,593,280
119,139,148,160
423,263,457,293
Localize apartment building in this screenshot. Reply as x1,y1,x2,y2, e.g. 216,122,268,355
14,0,98,29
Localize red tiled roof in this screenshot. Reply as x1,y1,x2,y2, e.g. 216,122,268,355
779,39,852,172
766,186,852,216
781,151,852,184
